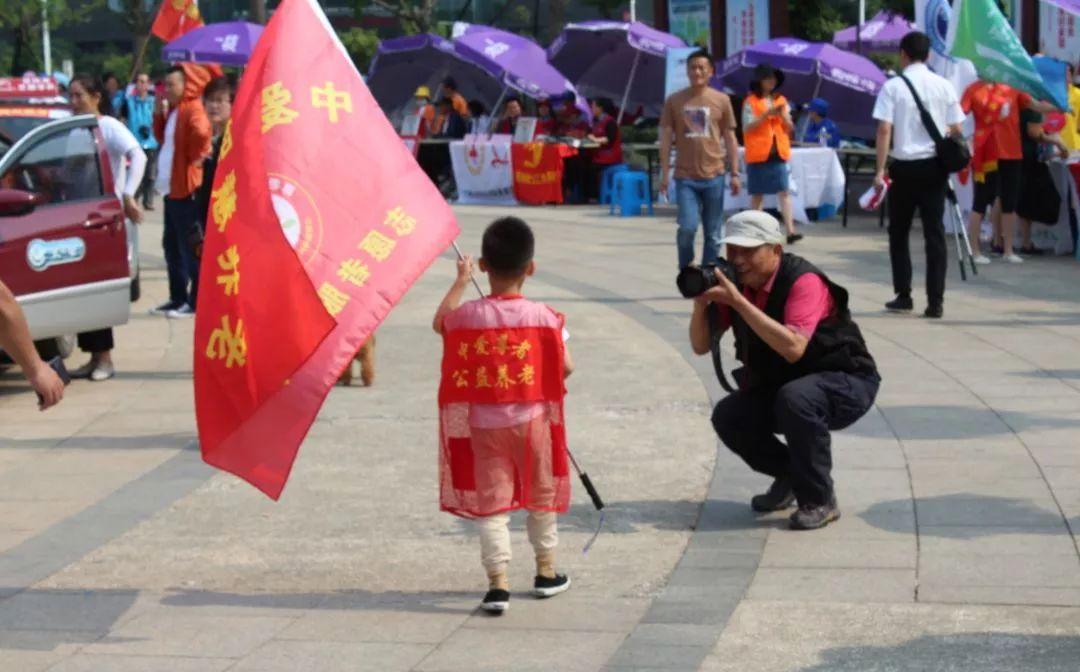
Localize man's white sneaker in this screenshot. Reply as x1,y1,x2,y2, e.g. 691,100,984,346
1003,254,1024,264
167,304,196,319
973,255,991,265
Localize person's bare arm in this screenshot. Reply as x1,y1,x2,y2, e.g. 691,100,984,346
0,280,63,409
563,343,575,379
700,271,808,363
724,128,742,195
659,125,673,193
432,255,474,334
874,121,893,189
1028,99,1059,115
779,102,795,133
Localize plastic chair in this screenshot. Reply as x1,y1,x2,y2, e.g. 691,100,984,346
599,164,629,205
610,171,653,217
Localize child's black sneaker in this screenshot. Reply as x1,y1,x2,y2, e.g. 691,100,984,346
480,588,509,614
532,574,571,598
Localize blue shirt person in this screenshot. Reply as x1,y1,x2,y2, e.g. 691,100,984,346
801,98,841,148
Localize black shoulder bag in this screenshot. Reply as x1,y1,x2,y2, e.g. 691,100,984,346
898,74,970,173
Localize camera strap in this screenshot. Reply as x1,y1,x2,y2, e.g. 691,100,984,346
706,305,737,394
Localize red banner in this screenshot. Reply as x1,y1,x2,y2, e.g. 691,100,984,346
151,0,204,42
194,0,459,500
511,143,575,205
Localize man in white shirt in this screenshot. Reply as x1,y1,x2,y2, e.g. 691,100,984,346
872,32,965,319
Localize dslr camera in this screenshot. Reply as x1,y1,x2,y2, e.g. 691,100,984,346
677,259,739,298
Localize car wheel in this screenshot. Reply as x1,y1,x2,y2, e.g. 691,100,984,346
130,270,141,303
34,335,76,361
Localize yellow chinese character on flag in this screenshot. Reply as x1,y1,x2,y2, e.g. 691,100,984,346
358,230,396,262
513,340,532,360
219,119,233,161
206,315,247,368
262,82,299,133
337,259,371,287
384,206,416,236
476,366,492,388
474,336,489,356
495,364,515,389
211,172,237,233
518,364,536,386
457,341,469,360
452,370,469,388
494,333,509,356
317,282,349,316
216,245,240,296
311,82,353,123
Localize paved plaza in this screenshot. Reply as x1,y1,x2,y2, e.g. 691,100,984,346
2,204,1080,671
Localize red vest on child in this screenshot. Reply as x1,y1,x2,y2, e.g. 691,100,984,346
438,296,571,518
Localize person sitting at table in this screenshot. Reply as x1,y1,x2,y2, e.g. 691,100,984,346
536,99,558,137
433,97,468,140
743,63,801,244
558,100,590,138
467,100,491,135
800,98,840,148
496,98,524,135
586,97,623,202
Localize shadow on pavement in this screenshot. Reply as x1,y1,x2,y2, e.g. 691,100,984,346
1015,368,1080,381
877,405,1080,440
1,433,196,451
0,588,139,651
862,494,1067,538
797,632,1080,671
161,589,476,614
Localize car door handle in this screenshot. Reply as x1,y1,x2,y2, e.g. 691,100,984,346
83,213,113,229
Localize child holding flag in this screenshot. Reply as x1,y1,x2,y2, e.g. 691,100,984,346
433,217,575,614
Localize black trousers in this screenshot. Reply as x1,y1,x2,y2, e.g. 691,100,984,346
887,158,947,307
711,371,880,507
163,196,201,308
137,148,158,208
78,328,114,354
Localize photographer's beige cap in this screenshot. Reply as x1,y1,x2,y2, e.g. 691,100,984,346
720,210,786,247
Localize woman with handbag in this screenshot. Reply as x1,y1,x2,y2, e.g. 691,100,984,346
1016,107,1070,256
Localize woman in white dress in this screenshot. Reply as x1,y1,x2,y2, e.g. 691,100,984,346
67,74,147,382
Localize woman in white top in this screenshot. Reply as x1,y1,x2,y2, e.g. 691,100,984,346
68,74,147,382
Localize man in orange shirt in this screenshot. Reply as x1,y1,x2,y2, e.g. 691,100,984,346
961,80,1052,264
439,78,470,119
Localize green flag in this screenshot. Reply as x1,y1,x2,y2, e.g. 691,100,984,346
947,0,1060,107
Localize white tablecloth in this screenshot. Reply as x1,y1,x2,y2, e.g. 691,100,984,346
724,147,847,223
449,136,518,206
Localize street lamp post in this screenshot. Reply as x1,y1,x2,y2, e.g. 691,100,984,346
41,0,52,75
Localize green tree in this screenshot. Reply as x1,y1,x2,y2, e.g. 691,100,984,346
788,0,911,44
107,0,158,81
0,0,102,75
354,0,438,35
339,27,380,73
581,0,625,20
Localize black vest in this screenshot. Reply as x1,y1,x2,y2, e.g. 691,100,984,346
729,254,878,390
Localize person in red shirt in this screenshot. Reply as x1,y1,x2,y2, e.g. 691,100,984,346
535,99,557,137
688,211,879,530
961,80,1054,264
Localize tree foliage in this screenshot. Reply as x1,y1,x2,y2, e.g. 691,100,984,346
339,27,381,73
788,0,910,43
581,0,625,20
355,0,438,35
0,0,103,74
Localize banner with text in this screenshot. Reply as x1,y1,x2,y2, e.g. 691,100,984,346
450,136,518,206
1039,4,1080,63
726,0,770,56
668,0,711,51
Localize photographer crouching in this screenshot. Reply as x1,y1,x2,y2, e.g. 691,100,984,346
685,211,880,530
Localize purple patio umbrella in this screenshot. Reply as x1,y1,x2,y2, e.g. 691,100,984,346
714,38,886,139
833,11,917,53
162,21,264,67
366,33,505,119
547,21,686,122
452,24,590,124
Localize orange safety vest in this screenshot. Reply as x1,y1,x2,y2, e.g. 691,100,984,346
744,94,792,165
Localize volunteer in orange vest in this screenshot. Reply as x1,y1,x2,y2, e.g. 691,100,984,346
743,64,800,244
586,97,623,202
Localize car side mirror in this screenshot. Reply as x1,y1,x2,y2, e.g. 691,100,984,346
0,188,46,217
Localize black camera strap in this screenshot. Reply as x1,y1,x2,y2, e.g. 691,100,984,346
706,305,737,394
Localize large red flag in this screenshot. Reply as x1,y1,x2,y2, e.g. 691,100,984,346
194,0,460,499
151,0,204,42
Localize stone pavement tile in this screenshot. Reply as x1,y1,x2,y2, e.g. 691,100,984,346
606,642,713,669
1042,467,1080,493
231,641,432,672
0,630,92,672
82,613,295,658
746,568,915,603
702,601,1080,672
0,589,141,632
640,601,740,626
1029,446,1080,467
911,477,1055,499
919,584,1080,607
759,538,916,569
913,494,1064,528
625,623,718,647
414,628,624,672
832,447,907,470
907,458,1044,482
275,607,469,644
47,653,235,672
461,596,649,633
919,552,1080,588
677,547,762,570
0,530,31,553
899,438,1027,460
880,406,1012,442
0,649,77,672
918,527,1079,556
